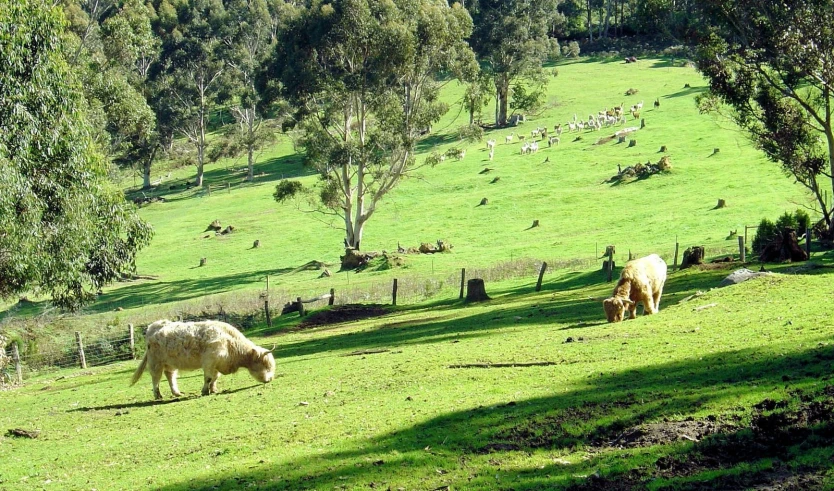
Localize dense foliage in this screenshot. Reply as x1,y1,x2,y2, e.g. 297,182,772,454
0,0,153,310
693,0,834,232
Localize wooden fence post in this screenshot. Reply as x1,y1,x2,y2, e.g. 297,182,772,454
459,268,466,299
12,344,22,384
227,182,231,194
207,184,211,196
329,288,335,306
297,297,305,317
606,249,614,282
392,279,398,306
806,227,812,258
264,300,272,327
738,236,746,262
129,324,136,360
75,332,87,369
673,241,680,271
535,262,548,292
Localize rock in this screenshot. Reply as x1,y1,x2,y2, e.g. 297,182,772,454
719,268,772,287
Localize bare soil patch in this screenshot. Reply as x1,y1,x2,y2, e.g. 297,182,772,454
297,304,391,328
600,419,730,448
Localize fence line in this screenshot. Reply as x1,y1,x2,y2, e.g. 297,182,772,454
1,243,744,383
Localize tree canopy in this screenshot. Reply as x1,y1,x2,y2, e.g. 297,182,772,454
0,0,153,310
262,0,476,257
694,0,834,232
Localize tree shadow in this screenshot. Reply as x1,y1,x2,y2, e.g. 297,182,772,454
663,85,708,99
124,153,312,204
154,337,834,490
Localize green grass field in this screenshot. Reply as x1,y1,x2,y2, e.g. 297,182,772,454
2,57,833,489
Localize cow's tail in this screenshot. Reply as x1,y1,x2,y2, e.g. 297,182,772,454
130,352,148,386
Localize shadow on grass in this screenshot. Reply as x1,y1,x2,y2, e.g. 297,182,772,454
124,153,312,204
156,335,834,490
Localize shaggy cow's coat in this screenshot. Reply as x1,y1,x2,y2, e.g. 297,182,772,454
603,254,667,322
131,319,275,399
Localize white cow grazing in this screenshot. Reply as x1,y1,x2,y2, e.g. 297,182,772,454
131,319,275,399
602,254,667,322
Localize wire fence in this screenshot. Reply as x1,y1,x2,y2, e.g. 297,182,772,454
1,243,742,386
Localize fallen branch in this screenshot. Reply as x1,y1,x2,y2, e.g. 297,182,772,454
448,361,559,369
342,349,390,357
693,303,717,312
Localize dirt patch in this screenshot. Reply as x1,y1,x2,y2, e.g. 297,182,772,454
601,419,730,448
297,304,391,328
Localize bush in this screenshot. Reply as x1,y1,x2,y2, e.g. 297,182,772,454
457,124,483,143
794,209,810,233
752,218,778,254
273,180,303,203
562,41,581,58
752,209,811,253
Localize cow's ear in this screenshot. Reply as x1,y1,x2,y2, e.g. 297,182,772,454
250,348,258,357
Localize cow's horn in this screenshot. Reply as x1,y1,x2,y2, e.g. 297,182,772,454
269,344,276,352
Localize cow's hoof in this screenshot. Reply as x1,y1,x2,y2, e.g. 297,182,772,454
172,392,183,397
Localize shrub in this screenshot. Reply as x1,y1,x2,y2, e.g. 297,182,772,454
457,124,483,143
562,41,581,58
794,209,810,233
752,218,778,254
273,180,303,203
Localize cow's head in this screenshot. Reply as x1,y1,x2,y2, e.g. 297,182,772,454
248,348,276,384
603,296,634,323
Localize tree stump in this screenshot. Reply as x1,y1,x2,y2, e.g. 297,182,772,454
221,225,235,235
531,219,540,228
618,136,626,144
205,219,221,232
680,246,704,269
479,198,489,206
199,257,207,267
490,177,500,184
628,139,637,147
760,227,808,263
712,148,720,155
660,145,667,152
715,199,726,209
253,239,260,248
640,118,646,129
601,260,615,271
465,279,490,302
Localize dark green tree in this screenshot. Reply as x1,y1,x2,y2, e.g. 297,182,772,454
262,0,476,256
150,0,228,188
467,0,563,126
0,0,153,310
694,0,834,231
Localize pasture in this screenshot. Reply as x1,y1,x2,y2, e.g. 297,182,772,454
3,264,834,489
2,56,832,489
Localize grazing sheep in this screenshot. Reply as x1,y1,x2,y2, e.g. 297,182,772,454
520,142,531,155
636,100,644,110
567,122,577,132
531,129,540,139
554,124,563,136
548,136,560,147
602,254,667,323
529,141,539,153
505,132,515,144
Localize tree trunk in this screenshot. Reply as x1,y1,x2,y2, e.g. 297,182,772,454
247,105,256,181
496,74,509,126
587,0,593,42
603,0,613,38
142,159,152,189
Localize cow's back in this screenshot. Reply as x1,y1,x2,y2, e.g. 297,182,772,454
146,320,229,371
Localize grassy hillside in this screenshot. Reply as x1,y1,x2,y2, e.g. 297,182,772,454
2,56,833,488
4,57,807,324
3,260,834,489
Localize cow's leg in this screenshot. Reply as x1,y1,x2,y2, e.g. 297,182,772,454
202,369,220,395
165,369,183,397
653,283,665,311
148,357,164,400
